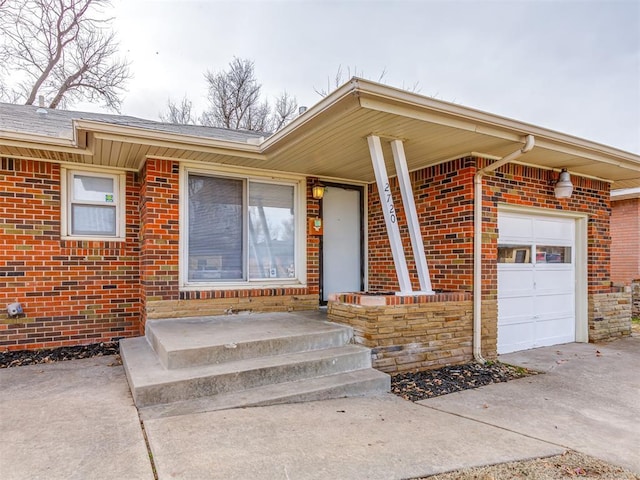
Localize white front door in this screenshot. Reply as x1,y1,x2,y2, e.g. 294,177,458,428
497,212,576,354
322,185,363,302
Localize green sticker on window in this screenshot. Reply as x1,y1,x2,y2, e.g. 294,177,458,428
105,194,114,202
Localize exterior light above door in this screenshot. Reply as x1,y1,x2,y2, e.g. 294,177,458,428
312,183,326,200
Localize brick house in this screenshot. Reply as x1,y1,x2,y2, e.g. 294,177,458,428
611,188,640,285
610,188,640,318
2,78,639,372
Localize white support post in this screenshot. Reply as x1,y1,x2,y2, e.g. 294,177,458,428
367,135,412,294
390,140,434,294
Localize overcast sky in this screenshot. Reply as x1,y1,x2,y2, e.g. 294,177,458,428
78,0,639,154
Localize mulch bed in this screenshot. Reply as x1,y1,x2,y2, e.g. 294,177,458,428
0,342,119,368
391,361,537,402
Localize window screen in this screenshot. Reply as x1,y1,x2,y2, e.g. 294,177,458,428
188,175,243,281
69,172,119,237
248,182,295,279
187,173,297,283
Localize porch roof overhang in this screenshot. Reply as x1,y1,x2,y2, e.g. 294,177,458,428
259,79,640,188
1,77,639,188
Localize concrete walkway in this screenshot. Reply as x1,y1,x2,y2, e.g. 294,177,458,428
420,337,640,474
0,356,153,480
1,337,637,479
143,395,562,480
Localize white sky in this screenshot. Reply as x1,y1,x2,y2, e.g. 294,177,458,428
76,0,639,154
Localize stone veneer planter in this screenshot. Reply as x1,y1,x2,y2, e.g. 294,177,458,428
588,289,632,342
327,291,476,373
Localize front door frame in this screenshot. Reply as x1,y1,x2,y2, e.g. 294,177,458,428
319,181,366,305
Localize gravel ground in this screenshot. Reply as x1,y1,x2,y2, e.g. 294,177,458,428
417,450,640,479
2,343,638,479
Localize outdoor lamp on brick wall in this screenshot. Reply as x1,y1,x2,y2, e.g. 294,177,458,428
554,169,574,199
312,183,326,200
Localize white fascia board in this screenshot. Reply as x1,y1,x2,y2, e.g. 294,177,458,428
611,187,640,200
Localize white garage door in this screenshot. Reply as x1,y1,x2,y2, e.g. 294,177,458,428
497,212,575,354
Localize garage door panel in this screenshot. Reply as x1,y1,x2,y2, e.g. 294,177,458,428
498,212,576,355
498,322,536,354
498,214,533,241
534,218,574,243
498,296,535,321
535,316,575,347
535,293,574,316
534,269,573,296
498,269,535,297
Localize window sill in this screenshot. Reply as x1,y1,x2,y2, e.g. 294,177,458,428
61,235,126,242
180,281,308,291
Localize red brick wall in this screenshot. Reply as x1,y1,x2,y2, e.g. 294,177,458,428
0,158,141,351
367,157,612,295
611,197,640,284
140,159,180,305
306,178,321,295
368,157,476,292
1,158,322,351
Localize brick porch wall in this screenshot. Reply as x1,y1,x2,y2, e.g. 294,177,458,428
0,158,141,351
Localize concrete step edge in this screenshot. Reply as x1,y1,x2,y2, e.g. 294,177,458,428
147,325,354,370
121,337,375,407
139,369,391,420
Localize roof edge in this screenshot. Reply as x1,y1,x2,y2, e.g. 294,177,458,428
352,78,640,164
73,119,263,154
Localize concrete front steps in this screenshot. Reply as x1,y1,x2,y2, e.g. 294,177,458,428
120,311,390,419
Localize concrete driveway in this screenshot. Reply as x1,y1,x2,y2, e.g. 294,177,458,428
420,336,640,474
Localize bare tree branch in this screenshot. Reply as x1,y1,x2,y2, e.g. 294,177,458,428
0,0,130,110
159,95,195,124
271,91,297,132
199,57,295,132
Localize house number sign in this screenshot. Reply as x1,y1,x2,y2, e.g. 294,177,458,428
384,182,397,223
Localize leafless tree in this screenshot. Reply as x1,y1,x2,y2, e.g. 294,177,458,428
271,91,298,132
160,95,195,125
200,57,297,132
201,57,265,131
0,0,131,111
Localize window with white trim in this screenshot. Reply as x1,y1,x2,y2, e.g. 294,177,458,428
63,169,125,239
186,172,298,284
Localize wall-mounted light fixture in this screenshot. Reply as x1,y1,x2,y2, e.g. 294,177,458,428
553,168,574,199
312,183,326,200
